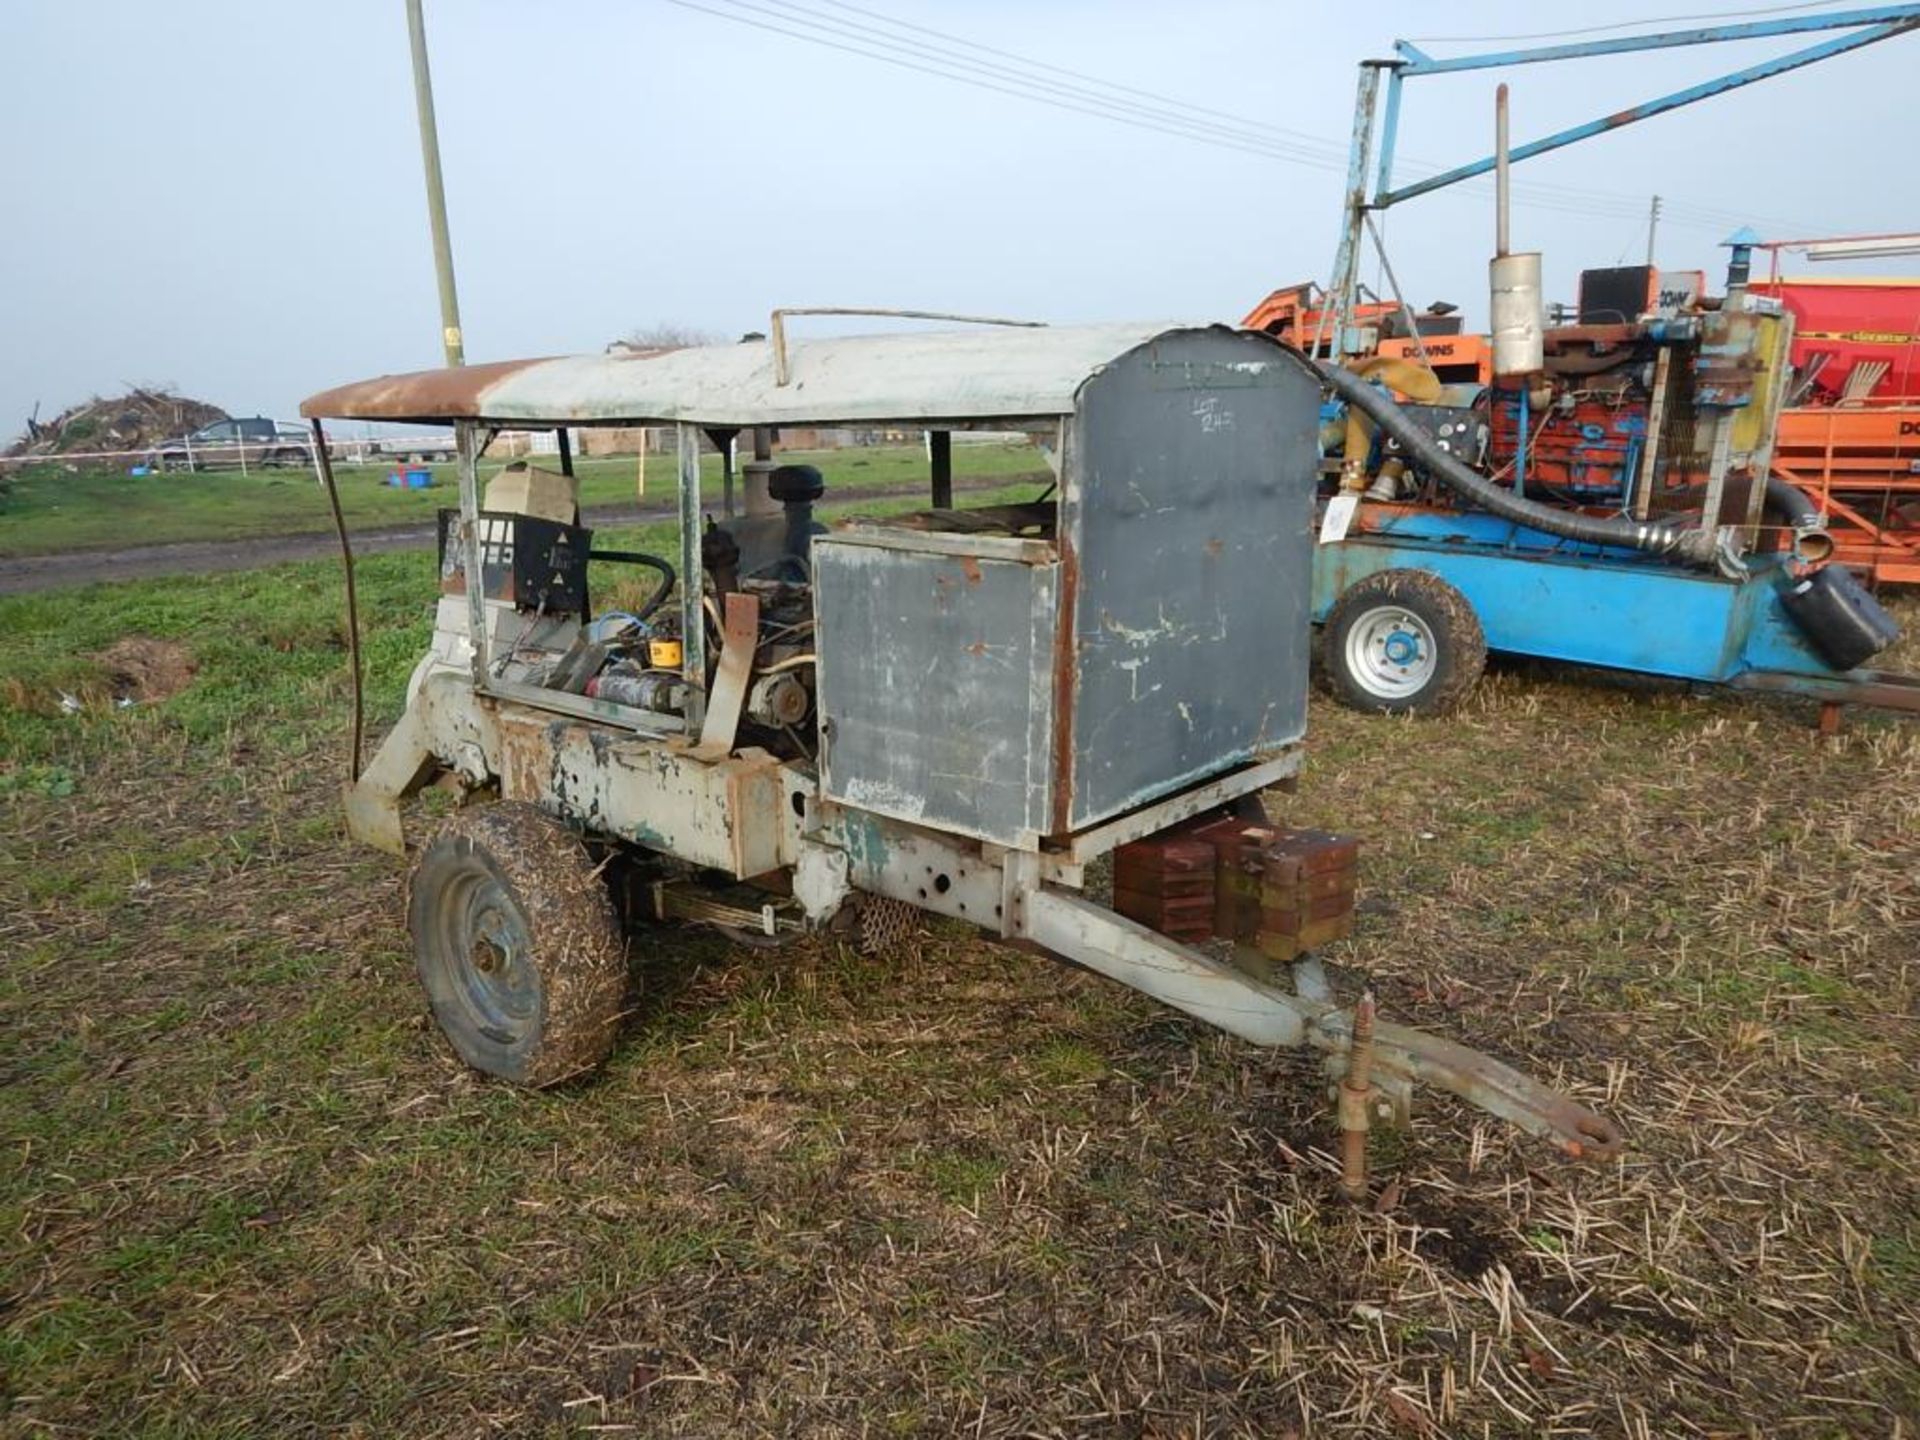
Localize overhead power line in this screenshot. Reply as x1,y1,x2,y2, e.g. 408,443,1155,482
721,0,1354,162
662,0,1354,167
804,0,1359,157
766,0,1780,215
666,0,1820,234
1405,0,1857,46
788,0,1787,228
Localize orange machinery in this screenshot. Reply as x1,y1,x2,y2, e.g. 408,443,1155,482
1376,333,1491,386
1240,282,1483,367
1752,273,1920,585
1770,405,1920,584
1243,282,1494,382
1240,282,1398,356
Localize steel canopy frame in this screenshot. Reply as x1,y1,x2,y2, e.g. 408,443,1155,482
1325,5,1920,357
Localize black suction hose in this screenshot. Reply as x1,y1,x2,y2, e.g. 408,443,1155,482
1763,475,1821,531
1761,474,1838,559
1315,359,1723,567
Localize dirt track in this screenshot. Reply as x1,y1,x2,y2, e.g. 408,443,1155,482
0,519,450,595
0,477,1002,594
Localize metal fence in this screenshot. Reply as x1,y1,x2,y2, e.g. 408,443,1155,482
0,433,445,475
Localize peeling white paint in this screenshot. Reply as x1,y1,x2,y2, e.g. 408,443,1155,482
1100,605,1177,646
312,321,1243,428
840,776,928,820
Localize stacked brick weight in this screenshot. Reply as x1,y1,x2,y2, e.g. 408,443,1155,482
1113,818,1360,979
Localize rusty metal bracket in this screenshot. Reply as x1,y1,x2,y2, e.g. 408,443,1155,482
691,591,760,760
342,709,431,856
1338,992,1378,1200
1729,665,1920,716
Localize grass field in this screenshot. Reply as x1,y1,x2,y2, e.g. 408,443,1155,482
0,442,1049,557
2,519,1917,1436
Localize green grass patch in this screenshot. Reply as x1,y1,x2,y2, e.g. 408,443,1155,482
0,501,1914,1437
0,478,1047,770
914,1150,1006,1207
0,442,1049,557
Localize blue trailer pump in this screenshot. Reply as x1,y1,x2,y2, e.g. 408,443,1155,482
1304,356,1916,722
1308,505,1918,718
1291,7,1920,726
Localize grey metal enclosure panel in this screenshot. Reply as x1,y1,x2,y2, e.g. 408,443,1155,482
1062,331,1320,830
814,540,1057,846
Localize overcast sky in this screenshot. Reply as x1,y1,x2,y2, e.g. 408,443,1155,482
2,1,1914,437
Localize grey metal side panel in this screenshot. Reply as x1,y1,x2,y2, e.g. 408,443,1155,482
1062,332,1319,830
815,539,1056,847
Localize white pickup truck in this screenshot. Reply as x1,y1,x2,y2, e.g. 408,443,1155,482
370,432,460,463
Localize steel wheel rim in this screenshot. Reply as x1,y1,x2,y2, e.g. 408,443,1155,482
1345,605,1437,699
430,865,539,1045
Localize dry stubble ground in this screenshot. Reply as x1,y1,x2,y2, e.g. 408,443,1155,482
1,548,1916,1438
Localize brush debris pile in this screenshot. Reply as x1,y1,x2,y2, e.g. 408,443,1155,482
6,390,228,461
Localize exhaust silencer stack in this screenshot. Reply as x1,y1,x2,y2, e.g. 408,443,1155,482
1489,84,1544,382
1490,255,1544,380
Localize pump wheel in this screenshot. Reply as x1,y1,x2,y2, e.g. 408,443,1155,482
1323,569,1486,716
408,803,627,1086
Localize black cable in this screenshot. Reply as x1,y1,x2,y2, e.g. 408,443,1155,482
587,550,677,625
311,419,363,782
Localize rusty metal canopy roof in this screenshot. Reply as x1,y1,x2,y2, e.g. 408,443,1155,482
300,322,1264,428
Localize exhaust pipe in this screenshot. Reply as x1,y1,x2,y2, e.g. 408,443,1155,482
1489,85,1544,386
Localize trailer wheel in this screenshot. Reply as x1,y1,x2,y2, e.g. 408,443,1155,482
1323,569,1485,716
408,803,627,1087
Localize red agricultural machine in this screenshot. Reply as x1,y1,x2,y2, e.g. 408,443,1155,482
1753,240,1920,585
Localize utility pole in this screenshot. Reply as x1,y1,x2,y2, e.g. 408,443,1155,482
1646,194,1662,267
406,0,465,367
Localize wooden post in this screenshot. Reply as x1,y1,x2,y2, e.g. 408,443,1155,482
930,428,952,508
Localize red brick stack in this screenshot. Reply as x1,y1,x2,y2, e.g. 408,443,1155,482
1112,815,1360,961
1110,835,1216,943
1247,827,1360,961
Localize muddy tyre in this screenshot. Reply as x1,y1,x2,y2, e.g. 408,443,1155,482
408,803,626,1086
1323,569,1486,716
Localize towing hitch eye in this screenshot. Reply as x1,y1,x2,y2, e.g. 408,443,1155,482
1015,886,1627,1169
1312,1001,1626,1163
